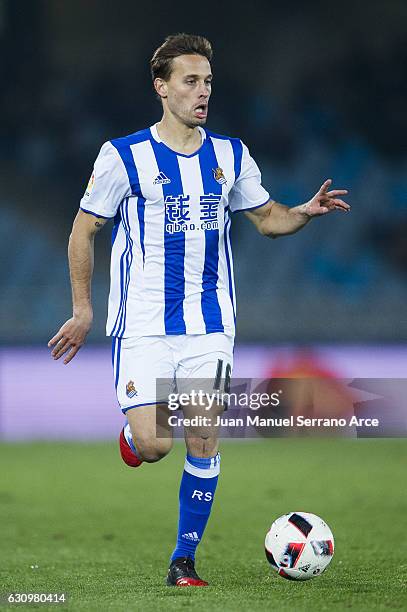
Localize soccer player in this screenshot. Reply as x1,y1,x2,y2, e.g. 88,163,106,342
48,33,350,586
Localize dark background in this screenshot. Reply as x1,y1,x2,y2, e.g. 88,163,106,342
1,0,406,343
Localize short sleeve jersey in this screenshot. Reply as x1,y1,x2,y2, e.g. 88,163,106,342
80,124,270,338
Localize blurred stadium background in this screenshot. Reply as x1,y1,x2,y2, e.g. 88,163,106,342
1,0,406,440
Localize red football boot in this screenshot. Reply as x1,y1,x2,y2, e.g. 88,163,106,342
119,428,142,467
166,557,208,586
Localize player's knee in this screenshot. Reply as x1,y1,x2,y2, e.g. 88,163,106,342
136,436,172,463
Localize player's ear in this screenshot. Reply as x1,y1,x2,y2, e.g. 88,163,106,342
154,78,168,99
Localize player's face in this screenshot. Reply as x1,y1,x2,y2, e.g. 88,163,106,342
164,54,212,127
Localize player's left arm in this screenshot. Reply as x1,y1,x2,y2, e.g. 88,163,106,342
245,179,350,238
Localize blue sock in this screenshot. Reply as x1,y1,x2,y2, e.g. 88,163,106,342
171,453,220,561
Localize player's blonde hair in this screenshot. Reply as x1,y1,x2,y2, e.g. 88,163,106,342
150,33,213,82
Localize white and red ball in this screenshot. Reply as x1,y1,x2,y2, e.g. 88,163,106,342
265,512,334,581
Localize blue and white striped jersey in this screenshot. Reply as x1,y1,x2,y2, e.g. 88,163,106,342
80,124,269,338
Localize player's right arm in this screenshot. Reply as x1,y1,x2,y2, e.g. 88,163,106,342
48,210,108,364
48,141,130,363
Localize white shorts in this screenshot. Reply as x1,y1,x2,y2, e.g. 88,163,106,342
111,333,234,413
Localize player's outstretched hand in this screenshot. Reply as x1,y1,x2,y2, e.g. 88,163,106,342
305,179,350,216
48,312,93,364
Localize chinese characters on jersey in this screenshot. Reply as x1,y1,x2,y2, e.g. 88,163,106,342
165,194,221,234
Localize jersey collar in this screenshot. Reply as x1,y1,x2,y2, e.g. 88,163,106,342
150,123,206,150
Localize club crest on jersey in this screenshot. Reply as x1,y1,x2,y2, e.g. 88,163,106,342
154,172,171,185
213,167,227,185
85,172,95,197
125,380,138,399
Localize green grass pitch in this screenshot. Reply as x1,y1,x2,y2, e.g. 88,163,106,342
0,439,406,611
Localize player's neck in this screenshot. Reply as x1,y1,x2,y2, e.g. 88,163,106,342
156,115,202,155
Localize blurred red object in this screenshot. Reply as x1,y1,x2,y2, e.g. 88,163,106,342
266,349,356,434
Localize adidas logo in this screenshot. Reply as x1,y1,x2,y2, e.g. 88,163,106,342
181,531,200,542
153,172,171,185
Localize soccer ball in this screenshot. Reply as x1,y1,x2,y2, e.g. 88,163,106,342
265,512,334,581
